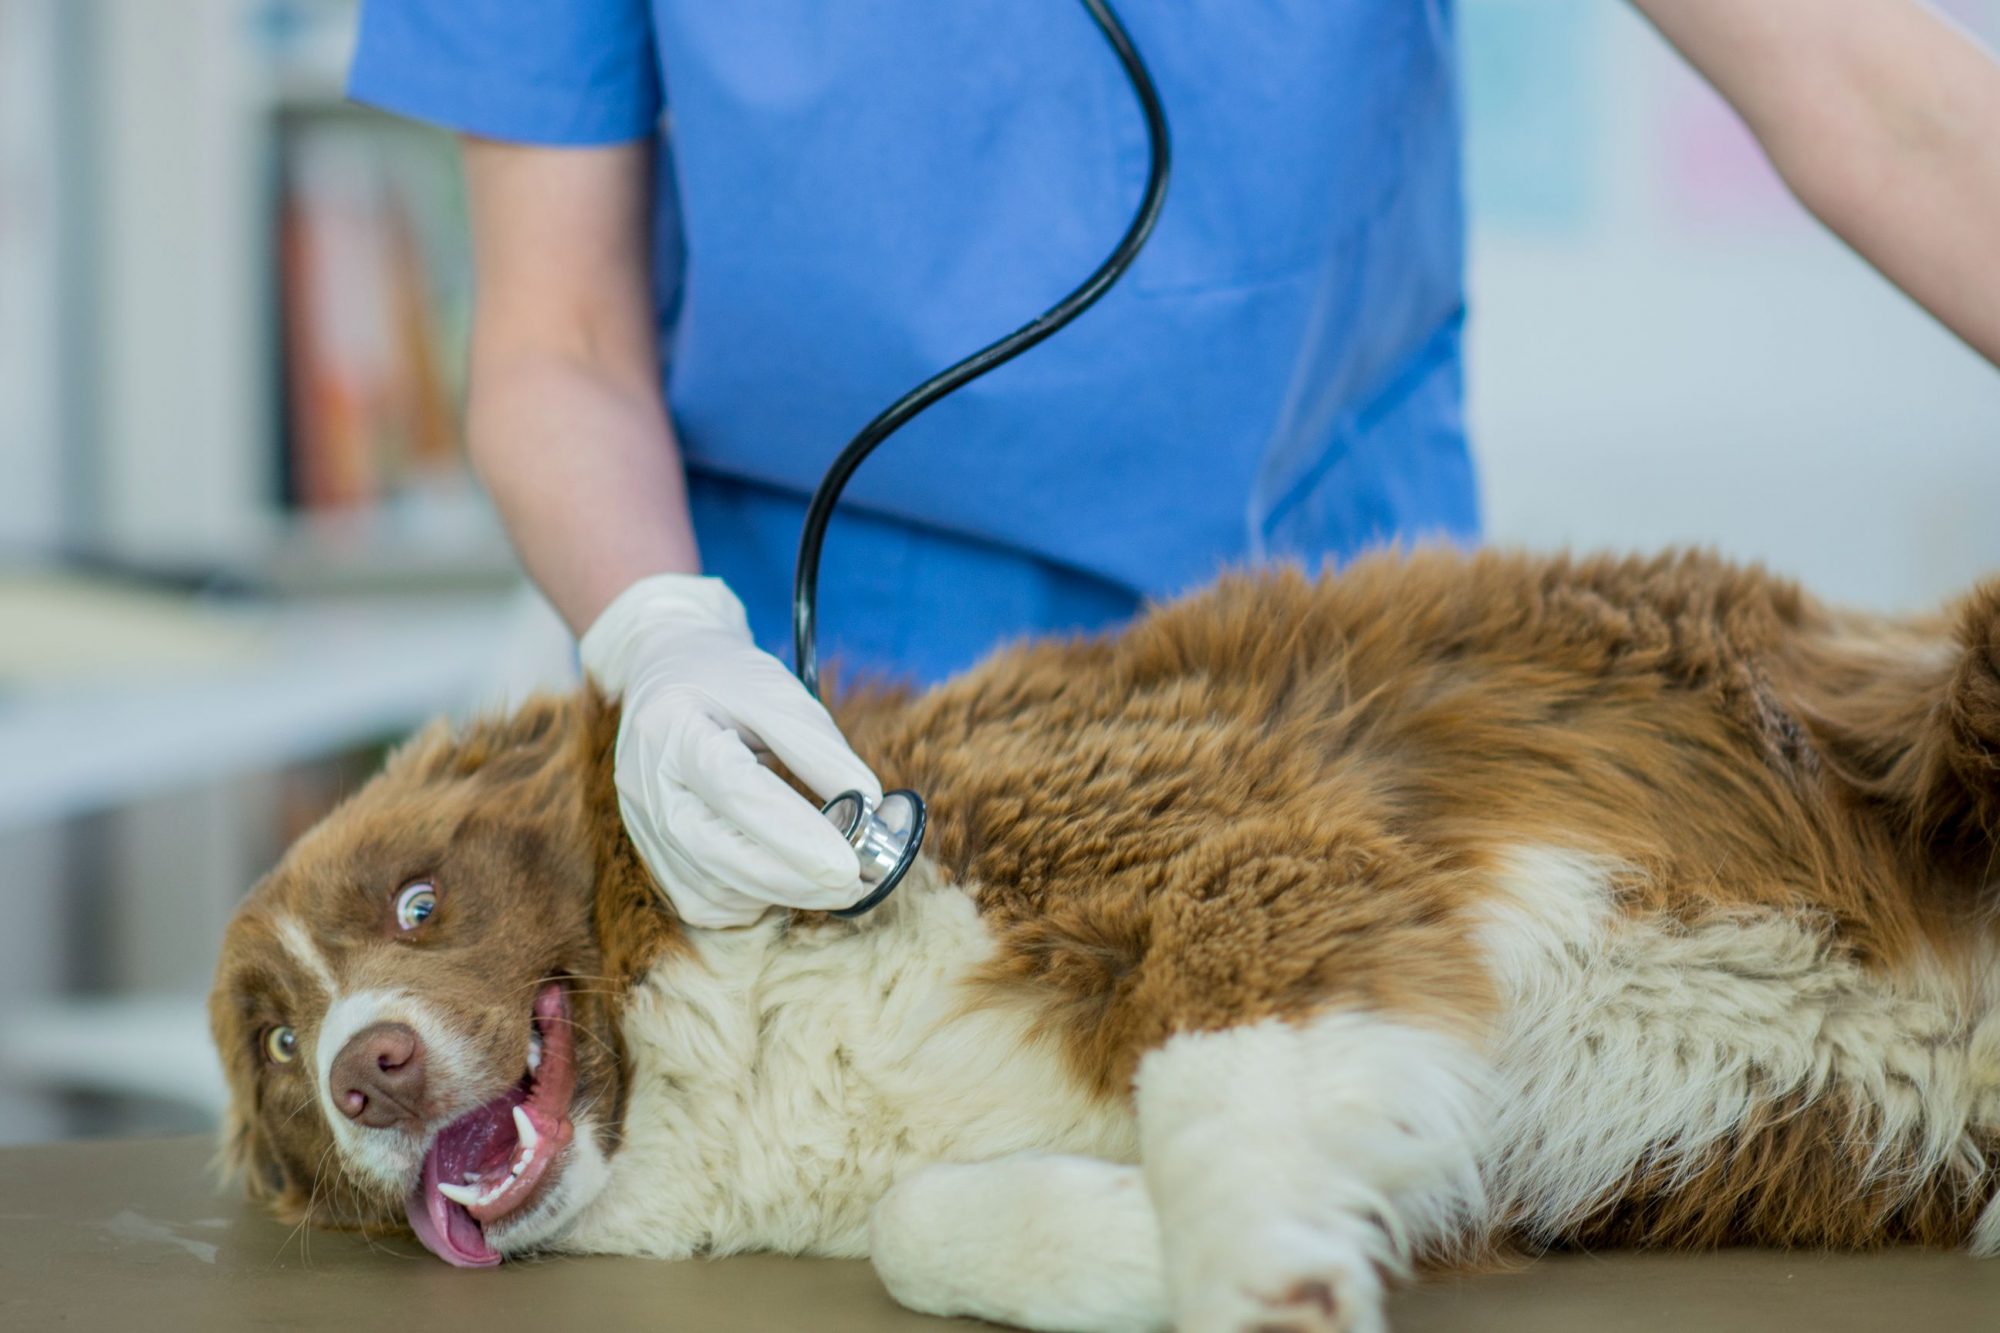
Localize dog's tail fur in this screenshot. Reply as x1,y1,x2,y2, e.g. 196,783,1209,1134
1803,580,2000,881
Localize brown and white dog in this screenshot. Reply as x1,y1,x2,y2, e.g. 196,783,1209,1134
209,549,2000,1332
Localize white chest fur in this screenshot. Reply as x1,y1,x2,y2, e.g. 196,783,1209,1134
556,849,2000,1265
559,875,1138,1260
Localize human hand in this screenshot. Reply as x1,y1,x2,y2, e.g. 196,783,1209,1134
579,575,880,927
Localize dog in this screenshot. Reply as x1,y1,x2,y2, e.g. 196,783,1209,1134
209,548,2000,1332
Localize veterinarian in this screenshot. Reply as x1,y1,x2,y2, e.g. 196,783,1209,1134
350,0,2000,927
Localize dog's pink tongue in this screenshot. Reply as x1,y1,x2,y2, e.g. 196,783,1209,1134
404,983,572,1268
409,1152,501,1268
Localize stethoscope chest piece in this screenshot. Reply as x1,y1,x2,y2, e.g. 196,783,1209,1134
821,788,927,918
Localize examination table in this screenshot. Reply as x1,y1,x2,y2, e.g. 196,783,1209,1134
4,1136,1996,1332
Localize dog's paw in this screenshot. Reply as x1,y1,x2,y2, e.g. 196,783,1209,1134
870,1155,1170,1333
1235,1275,1374,1333
1172,1222,1386,1333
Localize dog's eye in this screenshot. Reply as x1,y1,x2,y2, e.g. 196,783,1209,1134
395,881,438,931
262,1025,298,1065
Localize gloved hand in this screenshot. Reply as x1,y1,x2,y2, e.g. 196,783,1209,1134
579,574,879,928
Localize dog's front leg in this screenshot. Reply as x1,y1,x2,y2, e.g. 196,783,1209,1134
1136,1011,1492,1333
869,1152,1170,1333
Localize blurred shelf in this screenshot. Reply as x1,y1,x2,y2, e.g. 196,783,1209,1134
242,498,523,594
91,492,523,597
0,996,224,1114
80,0,477,593
0,589,525,833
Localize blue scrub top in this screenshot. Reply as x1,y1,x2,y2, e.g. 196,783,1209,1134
351,1,1479,684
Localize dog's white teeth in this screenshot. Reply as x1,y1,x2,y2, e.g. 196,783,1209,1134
436,1111,541,1212
441,1158,528,1210
512,1104,539,1153
527,1029,543,1073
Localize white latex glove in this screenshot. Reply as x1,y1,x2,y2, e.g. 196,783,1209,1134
579,574,880,928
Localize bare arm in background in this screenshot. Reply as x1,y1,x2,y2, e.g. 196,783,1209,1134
1630,0,2000,368
459,138,700,634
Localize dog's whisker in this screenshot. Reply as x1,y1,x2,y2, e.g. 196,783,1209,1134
278,1137,340,1269
511,972,627,993
532,1013,622,1064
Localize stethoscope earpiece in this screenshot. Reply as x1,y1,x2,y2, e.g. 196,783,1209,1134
821,788,927,918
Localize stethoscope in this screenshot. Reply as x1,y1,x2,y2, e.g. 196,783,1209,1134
792,0,1171,918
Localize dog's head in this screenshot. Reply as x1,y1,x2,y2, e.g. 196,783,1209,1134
207,692,677,1266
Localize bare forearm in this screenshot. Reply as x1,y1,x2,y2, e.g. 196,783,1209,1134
467,353,699,633
1633,0,2000,366
458,137,699,634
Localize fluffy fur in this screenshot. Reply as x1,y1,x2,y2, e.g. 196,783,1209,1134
210,549,2000,1332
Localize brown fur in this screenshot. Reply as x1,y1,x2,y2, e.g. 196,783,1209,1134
1555,1095,2000,1251
212,547,2000,1255
837,551,1997,1078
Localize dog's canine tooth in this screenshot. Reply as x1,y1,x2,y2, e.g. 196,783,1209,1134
428,1115,540,1213
436,1181,484,1208
512,1105,539,1152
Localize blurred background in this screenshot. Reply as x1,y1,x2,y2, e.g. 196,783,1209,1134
0,0,1995,1145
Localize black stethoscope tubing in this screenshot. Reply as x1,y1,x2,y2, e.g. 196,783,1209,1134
791,0,1172,699
791,0,1171,918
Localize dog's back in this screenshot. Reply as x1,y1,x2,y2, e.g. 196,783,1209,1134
838,548,2000,1253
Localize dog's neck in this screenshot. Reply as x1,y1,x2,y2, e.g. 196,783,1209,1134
554,692,1139,1260
555,867,1138,1260
567,694,693,985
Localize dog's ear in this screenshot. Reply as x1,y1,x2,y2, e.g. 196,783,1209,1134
212,1100,287,1202
381,716,463,784
387,694,596,789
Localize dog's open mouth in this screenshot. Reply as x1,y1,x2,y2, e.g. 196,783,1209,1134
406,981,577,1267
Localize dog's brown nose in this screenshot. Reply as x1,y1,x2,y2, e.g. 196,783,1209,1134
331,1022,427,1129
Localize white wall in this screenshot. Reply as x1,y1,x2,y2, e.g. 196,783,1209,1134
1463,0,2000,614
0,0,64,554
